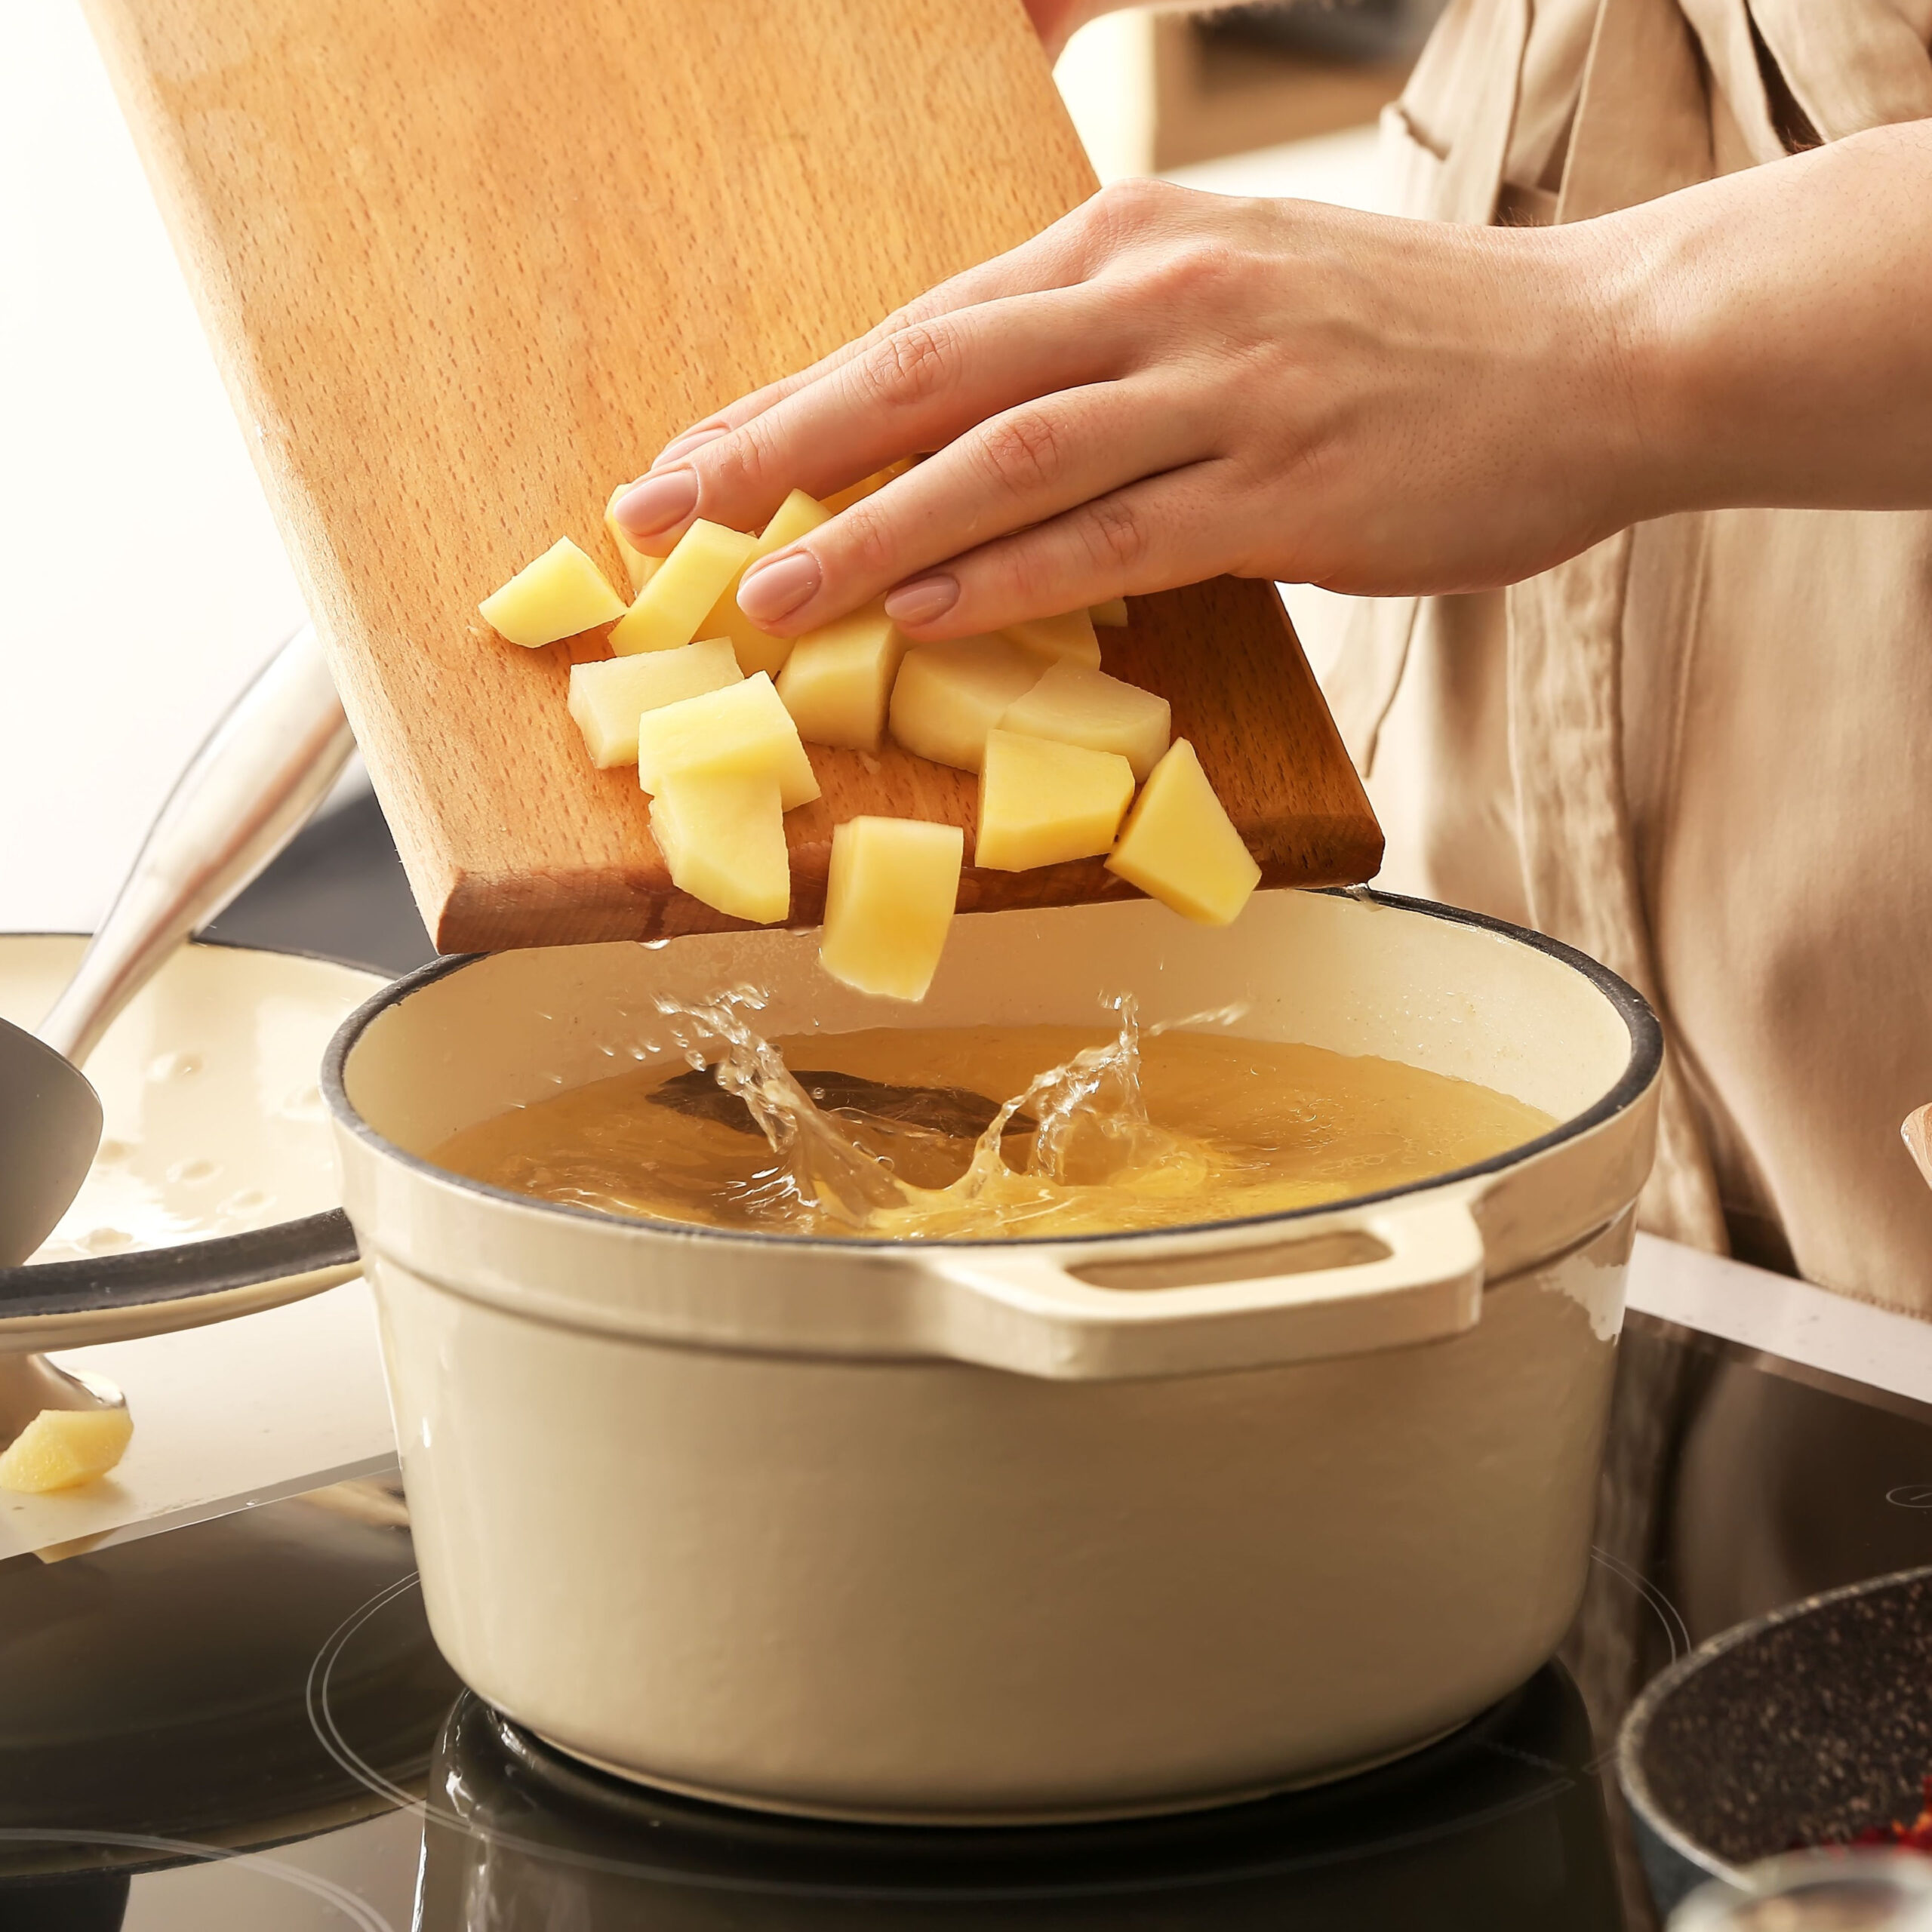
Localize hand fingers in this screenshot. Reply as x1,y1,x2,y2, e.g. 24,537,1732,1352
881,461,1257,641
732,378,1205,633
637,287,1132,548
618,192,1131,523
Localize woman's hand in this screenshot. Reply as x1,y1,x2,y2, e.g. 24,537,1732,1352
1024,0,1107,61
614,119,1932,644
611,180,1647,642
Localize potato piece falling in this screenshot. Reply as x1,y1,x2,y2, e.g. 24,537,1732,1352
1106,738,1261,925
890,637,1044,773
998,662,1171,782
568,638,742,769
975,730,1135,871
605,487,663,595
611,520,758,657
776,603,905,752
1090,598,1129,627
0,1406,134,1493
479,538,629,647
820,817,964,1001
697,488,832,679
649,772,790,924
635,672,821,810
1003,608,1102,669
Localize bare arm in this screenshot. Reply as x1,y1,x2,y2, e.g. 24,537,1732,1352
611,118,1932,641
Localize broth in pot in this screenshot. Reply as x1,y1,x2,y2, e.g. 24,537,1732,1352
432,997,1553,1241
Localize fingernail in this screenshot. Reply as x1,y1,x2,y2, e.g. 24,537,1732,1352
883,574,959,626
612,468,700,537
651,424,728,469
738,549,822,625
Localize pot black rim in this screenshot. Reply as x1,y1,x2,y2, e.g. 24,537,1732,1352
321,887,1665,1256
1614,1558,1932,1892
0,934,373,1321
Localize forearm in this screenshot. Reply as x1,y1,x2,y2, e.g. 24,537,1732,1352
1609,119,1932,518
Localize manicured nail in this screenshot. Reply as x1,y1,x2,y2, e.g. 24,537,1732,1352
737,549,822,625
651,424,728,469
883,574,959,626
612,468,700,537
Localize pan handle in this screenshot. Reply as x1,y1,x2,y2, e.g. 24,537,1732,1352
38,626,354,1067
918,1196,1484,1380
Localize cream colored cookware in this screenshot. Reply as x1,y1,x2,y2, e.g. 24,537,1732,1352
0,935,379,1352
0,626,367,1444
327,888,1660,1824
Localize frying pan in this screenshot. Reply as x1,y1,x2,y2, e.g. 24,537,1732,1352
1619,1564,1932,1917
0,626,354,1441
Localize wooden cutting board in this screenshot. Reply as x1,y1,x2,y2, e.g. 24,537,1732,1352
81,0,1382,951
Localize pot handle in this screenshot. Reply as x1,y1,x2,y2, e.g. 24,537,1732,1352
918,1197,1484,1381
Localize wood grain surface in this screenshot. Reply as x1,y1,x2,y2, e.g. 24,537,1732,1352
81,0,1382,951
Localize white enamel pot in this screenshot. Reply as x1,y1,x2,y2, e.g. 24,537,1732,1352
325,888,1660,1825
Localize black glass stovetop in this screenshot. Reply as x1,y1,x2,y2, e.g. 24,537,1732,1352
5,792,1929,1932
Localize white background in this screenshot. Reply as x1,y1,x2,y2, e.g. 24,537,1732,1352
2,0,309,934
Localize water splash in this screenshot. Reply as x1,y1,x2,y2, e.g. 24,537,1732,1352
650,988,1251,1239
648,983,906,1228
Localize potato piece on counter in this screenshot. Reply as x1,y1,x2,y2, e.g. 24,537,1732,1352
611,519,758,657
1090,597,1129,627
975,730,1134,871
635,672,820,810
650,771,790,924
0,1406,133,1494
1106,738,1260,926
776,603,905,752
699,488,832,679
568,638,742,768
605,488,663,595
998,662,1171,783
820,816,964,1001
890,637,1043,773
479,538,629,647
1004,608,1102,669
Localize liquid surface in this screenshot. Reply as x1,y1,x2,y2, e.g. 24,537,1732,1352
431,1001,1555,1241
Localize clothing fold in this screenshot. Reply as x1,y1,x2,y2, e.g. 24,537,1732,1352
1338,0,1932,1304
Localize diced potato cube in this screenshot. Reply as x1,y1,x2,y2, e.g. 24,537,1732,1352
649,771,790,924
975,730,1135,871
635,672,821,810
1003,608,1102,669
998,662,1171,782
479,538,629,647
820,817,964,1001
822,459,910,515
568,638,742,768
605,487,663,595
760,489,836,552
1106,738,1261,925
775,603,905,752
0,1405,133,1493
1091,598,1129,627
611,519,758,657
889,637,1044,774
698,488,833,679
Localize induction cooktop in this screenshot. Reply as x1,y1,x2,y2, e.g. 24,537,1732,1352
4,791,1926,1932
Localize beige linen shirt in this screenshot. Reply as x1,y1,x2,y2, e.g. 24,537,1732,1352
1326,0,1932,1309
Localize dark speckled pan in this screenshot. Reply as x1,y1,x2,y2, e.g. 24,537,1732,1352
1619,1564,1932,1915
